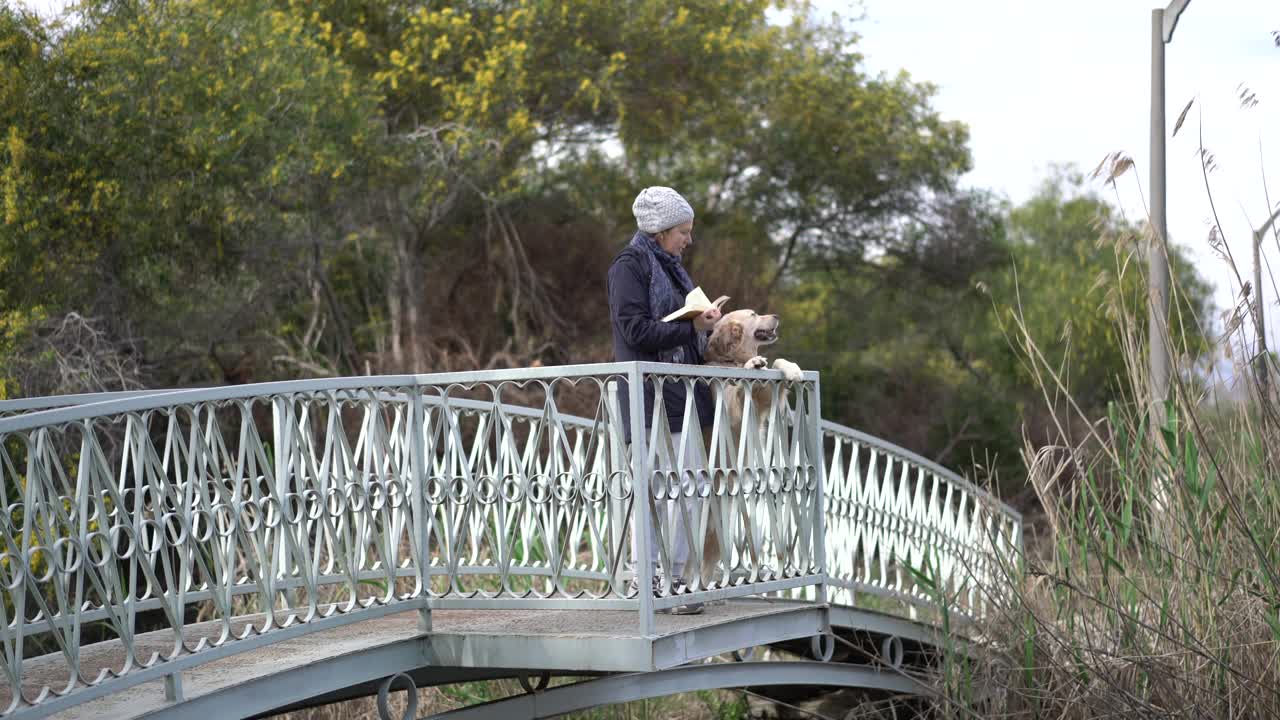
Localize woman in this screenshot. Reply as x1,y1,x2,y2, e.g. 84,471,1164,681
607,186,719,615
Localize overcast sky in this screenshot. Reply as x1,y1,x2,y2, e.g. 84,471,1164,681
833,0,1280,378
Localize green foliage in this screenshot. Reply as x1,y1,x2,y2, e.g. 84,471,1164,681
696,689,749,720
0,8,93,312
776,189,1020,482
922,155,1269,715
708,17,971,250
1,0,974,393
12,0,1205,516
0,1,1217,510
988,173,1213,408
0,0,383,386
779,175,1214,488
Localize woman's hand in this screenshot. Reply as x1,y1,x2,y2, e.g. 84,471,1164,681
693,307,721,333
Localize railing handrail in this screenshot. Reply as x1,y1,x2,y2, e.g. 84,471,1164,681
0,388,203,414
1,387,598,428
0,361,819,433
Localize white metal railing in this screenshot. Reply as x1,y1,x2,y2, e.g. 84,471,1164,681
0,364,1024,717
0,362,825,716
623,365,826,627
820,421,1022,621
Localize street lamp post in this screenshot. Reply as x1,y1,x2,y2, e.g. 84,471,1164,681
1149,0,1191,421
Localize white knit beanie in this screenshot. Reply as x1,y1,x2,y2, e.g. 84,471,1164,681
632,186,694,234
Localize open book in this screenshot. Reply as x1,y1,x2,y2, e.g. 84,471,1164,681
661,287,729,322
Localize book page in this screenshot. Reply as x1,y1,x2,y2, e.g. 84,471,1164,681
661,287,730,322
684,287,711,309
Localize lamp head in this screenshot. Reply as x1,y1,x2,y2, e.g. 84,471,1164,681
1163,0,1191,43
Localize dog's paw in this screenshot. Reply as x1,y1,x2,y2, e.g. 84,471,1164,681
773,358,804,382
744,356,768,370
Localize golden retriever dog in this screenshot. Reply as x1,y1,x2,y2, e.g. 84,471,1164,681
703,309,804,439
696,309,804,587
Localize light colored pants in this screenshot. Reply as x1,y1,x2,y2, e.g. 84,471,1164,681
632,431,706,581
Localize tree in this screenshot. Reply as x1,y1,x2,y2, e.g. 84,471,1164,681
0,0,385,388
990,173,1213,411
1,0,981,399
294,0,974,370
776,189,1020,478
775,174,1214,489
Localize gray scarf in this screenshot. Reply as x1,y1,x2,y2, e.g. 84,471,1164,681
628,231,706,363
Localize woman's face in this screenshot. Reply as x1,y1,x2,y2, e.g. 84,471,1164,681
656,221,694,258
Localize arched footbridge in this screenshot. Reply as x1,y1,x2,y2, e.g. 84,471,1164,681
0,362,1022,719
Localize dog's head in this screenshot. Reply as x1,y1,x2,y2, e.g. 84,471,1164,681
705,309,781,364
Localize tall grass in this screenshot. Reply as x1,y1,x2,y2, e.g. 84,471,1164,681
948,156,1280,717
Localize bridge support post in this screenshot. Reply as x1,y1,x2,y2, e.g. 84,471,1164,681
163,672,184,703
606,382,627,592
810,377,828,602
628,364,656,637
271,396,292,604
810,377,831,636
410,390,432,634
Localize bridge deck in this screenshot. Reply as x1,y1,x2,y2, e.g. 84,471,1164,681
15,600,825,720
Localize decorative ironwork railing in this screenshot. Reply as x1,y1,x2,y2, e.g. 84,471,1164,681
820,421,1022,621
624,366,826,622
0,362,824,717
0,363,1024,718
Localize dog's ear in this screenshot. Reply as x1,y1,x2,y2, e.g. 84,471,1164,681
707,320,743,361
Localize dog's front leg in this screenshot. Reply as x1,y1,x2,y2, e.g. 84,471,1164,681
744,356,768,370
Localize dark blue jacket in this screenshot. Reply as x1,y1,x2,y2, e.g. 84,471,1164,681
607,244,714,442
